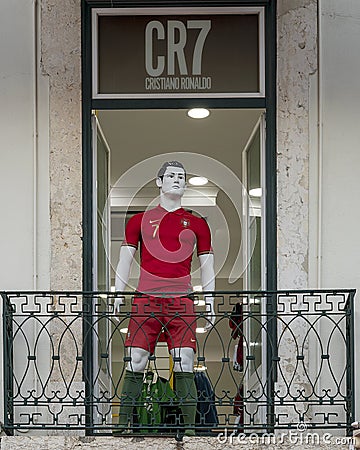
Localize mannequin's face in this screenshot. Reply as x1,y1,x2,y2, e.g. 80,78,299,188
157,166,186,197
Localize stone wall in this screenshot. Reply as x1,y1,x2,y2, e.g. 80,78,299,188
276,0,318,424
39,0,318,293
41,0,83,291
18,0,349,444
38,0,319,322
277,0,317,290
40,0,84,410
0,436,351,450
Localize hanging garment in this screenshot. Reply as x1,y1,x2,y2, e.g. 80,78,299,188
233,385,244,432
229,302,243,371
135,372,178,433
232,343,243,372
229,303,244,430
233,386,244,417
194,371,219,434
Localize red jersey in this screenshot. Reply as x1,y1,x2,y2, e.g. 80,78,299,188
122,205,213,294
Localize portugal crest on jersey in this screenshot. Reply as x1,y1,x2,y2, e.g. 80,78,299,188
181,218,190,227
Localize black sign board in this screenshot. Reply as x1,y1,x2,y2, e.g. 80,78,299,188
92,8,265,98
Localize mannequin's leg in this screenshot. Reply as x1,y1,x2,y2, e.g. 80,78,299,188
116,347,149,431
170,347,197,436
126,346,150,372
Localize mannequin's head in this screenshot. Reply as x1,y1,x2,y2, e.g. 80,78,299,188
157,161,186,180
156,161,186,197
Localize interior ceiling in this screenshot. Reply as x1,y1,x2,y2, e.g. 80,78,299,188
97,108,263,284
97,109,263,186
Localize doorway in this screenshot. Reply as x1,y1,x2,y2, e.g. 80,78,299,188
82,0,277,432
92,107,266,428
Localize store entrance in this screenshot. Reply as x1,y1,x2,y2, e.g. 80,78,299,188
83,0,276,433
92,107,266,429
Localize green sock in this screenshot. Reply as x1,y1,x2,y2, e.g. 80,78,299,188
174,372,197,436
117,371,143,430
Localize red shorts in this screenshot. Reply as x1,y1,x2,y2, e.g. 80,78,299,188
125,296,197,354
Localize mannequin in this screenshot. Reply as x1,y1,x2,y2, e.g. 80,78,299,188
114,161,215,435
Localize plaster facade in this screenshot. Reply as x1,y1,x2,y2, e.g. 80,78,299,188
0,0,359,444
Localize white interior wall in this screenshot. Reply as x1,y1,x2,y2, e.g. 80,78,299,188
317,0,360,421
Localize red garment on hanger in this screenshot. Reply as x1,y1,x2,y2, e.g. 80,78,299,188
229,303,243,371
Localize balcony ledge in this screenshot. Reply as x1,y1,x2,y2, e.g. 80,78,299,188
0,435,352,450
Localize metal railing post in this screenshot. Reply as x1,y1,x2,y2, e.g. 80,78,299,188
82,292,94,435
346,289,356,435
2,293,14,435
266,292,277,432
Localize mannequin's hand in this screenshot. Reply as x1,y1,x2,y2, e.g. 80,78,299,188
113,296,124,314
204,296,215,331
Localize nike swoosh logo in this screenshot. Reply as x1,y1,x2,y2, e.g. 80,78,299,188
190,338,196,342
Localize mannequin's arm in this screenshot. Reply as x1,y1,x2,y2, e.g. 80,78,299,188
114,245,136,312
199,253,215,330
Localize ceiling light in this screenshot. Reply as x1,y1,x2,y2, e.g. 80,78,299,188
120,328,128,334
196,327,207,334
194,364,207,371
249,187,262,197
189,176,208,186
194,299,206,307
187,108,210,119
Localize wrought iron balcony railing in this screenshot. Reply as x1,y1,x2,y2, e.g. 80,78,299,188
1,289,355,437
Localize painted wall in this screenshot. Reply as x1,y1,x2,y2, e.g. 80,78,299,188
0,0,32,427
278,0,360,423
0,0,82,428
0,0,359,440
318,0,360,420
0,1,45,291
0,0,51,427
0,1,51,290
0,0,83,292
